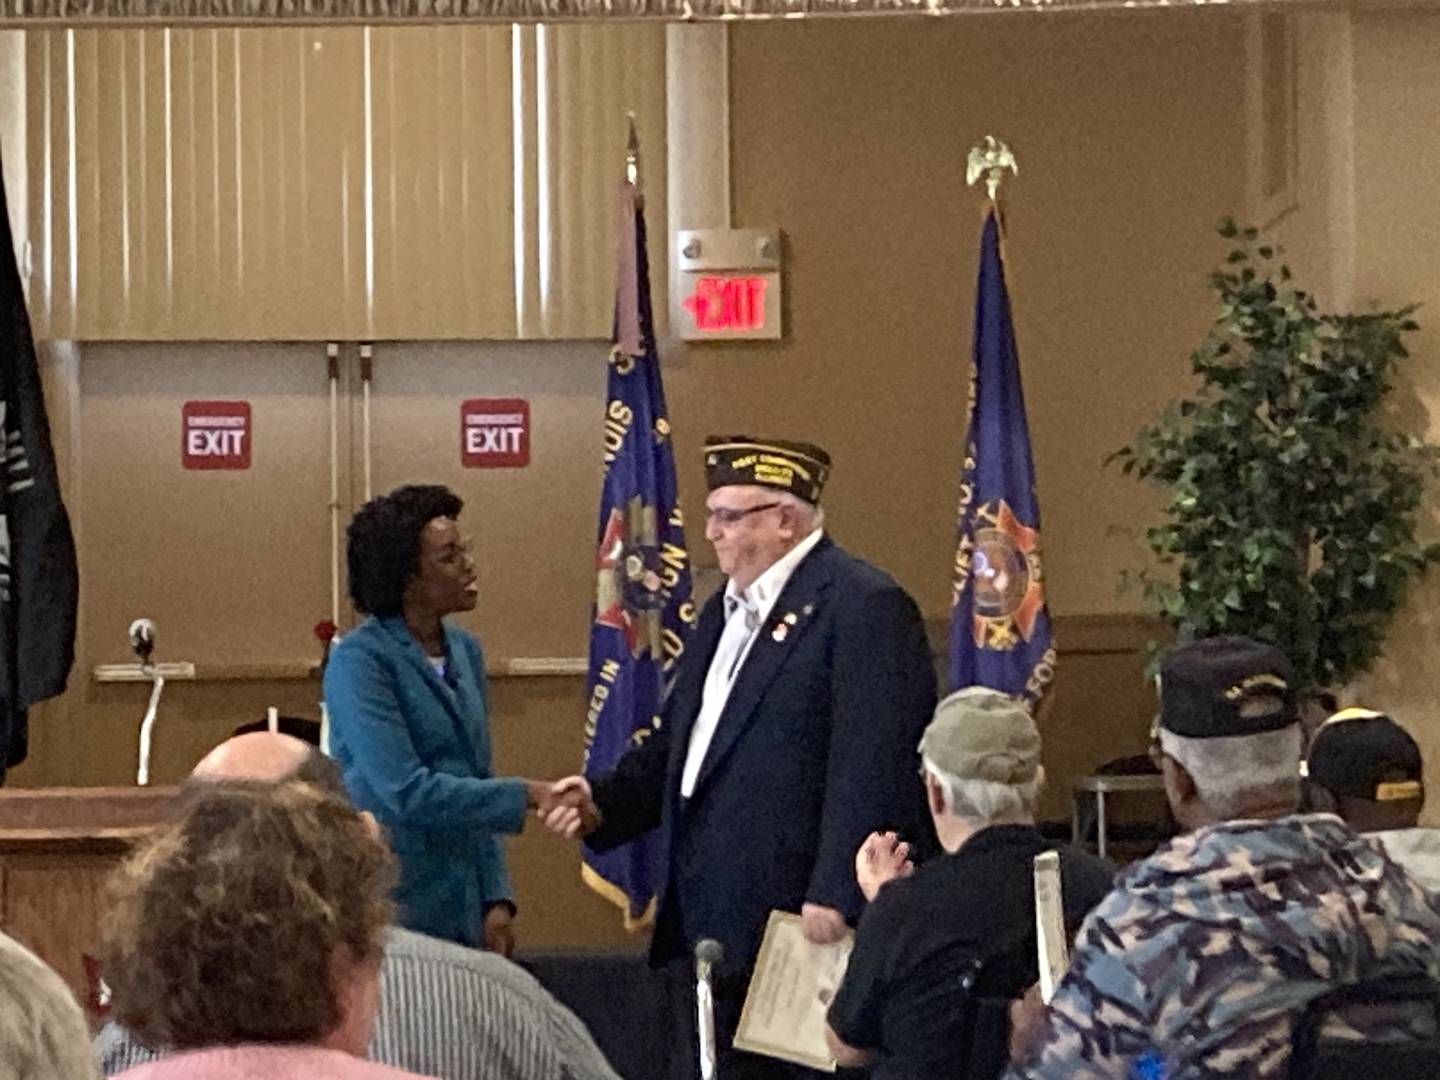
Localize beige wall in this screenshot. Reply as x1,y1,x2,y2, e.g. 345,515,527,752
668,12,1249,621
12,12,1257,945
1246,11,1440,824
1344,12,1440,822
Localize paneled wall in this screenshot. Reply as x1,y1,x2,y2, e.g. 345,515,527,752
21,25,665,341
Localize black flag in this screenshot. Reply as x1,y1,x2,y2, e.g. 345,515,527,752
0,152,80,781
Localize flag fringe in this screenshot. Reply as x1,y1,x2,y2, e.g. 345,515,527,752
581,862,657,932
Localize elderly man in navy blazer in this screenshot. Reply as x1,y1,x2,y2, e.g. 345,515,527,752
548,437,938,1079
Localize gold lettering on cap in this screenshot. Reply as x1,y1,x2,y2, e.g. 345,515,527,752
1223,673,1289,700
1376,781,1423,802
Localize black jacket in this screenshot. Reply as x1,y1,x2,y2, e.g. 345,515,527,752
587,536,937,972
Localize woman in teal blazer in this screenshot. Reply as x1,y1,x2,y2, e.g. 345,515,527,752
324,484,546,951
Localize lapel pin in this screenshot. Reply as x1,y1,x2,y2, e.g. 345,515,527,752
772,623,789,642
803,603,815,616
783,612,798,625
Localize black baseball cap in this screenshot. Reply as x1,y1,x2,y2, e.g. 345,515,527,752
1306,709,1423,802
1158,636,1297,739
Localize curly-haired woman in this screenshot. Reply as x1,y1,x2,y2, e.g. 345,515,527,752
324,485,552,953
102,782,428,1080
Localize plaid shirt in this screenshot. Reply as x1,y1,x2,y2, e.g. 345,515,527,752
96,928,622,1080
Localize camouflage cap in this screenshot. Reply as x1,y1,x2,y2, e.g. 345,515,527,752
919,686,1040,785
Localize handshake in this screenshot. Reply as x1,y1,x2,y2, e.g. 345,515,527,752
524,776,602,839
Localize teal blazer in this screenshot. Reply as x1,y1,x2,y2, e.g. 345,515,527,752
324,615,528,947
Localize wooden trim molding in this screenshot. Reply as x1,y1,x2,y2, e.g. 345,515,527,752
923,611,1168,660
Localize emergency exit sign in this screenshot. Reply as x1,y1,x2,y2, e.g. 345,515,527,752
461,398,530,468
675,228,783,342
182,401,251,470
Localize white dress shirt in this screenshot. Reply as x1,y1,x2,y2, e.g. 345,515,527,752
679,528,824,799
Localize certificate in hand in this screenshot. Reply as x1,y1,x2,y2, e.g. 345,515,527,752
1034,849,1069,1004
734,910,854,1072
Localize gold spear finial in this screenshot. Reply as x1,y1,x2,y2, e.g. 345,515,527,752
966,135,1018,203
626,112,642,195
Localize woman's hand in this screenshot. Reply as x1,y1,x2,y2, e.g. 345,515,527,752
482,903,517,957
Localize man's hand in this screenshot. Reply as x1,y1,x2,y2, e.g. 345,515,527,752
801,903,847,945
538,775,602,839
1008,983,1048,1065
482,903,516,958
854,831,914,902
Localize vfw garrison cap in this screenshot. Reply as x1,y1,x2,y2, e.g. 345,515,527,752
703,436,831,505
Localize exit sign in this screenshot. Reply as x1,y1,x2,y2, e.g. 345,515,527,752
675,228,783,341
681,275,775,336
182,401,251,470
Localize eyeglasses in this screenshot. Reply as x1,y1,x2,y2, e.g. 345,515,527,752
705,502,780,527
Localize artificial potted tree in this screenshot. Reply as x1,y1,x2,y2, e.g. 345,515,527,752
1111,220,1440,709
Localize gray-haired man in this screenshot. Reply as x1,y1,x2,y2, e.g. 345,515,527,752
825,688,1112,1079
1007,636,1440,1079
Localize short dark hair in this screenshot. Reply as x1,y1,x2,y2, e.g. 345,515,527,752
346,484,463,617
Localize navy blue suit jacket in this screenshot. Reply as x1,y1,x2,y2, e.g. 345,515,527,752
324,616,528,947
587,536,937,973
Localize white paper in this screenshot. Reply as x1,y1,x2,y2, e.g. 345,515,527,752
734,910,854,1072
1034,850,1069,1004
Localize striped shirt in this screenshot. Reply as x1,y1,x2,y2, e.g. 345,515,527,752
95,928,623,1080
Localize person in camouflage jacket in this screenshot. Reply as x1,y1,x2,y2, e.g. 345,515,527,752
1008,637,1440,1080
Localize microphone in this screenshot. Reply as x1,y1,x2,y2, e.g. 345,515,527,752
128,618,156,664
695,937,723,981
694,939,723,1080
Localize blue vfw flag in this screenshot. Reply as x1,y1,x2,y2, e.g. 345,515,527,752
948,209,1056,703
581,176,696,925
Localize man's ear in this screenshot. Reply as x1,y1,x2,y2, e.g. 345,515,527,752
776,501,801,541
925,771,945,817
1161,754,1197,807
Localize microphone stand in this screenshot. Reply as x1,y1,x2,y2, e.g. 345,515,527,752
695,939,723,1080
136,667,165,786
135,668,163,789
130,620,164,786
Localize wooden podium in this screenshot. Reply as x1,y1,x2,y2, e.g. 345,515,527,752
0,786,178,998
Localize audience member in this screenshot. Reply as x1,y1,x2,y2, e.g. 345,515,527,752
1306,707,1440,891
825,688,1113,1079
1007,636,1440,1079
0,928,100,1080
101,781,428,1080
96,732,621,1080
